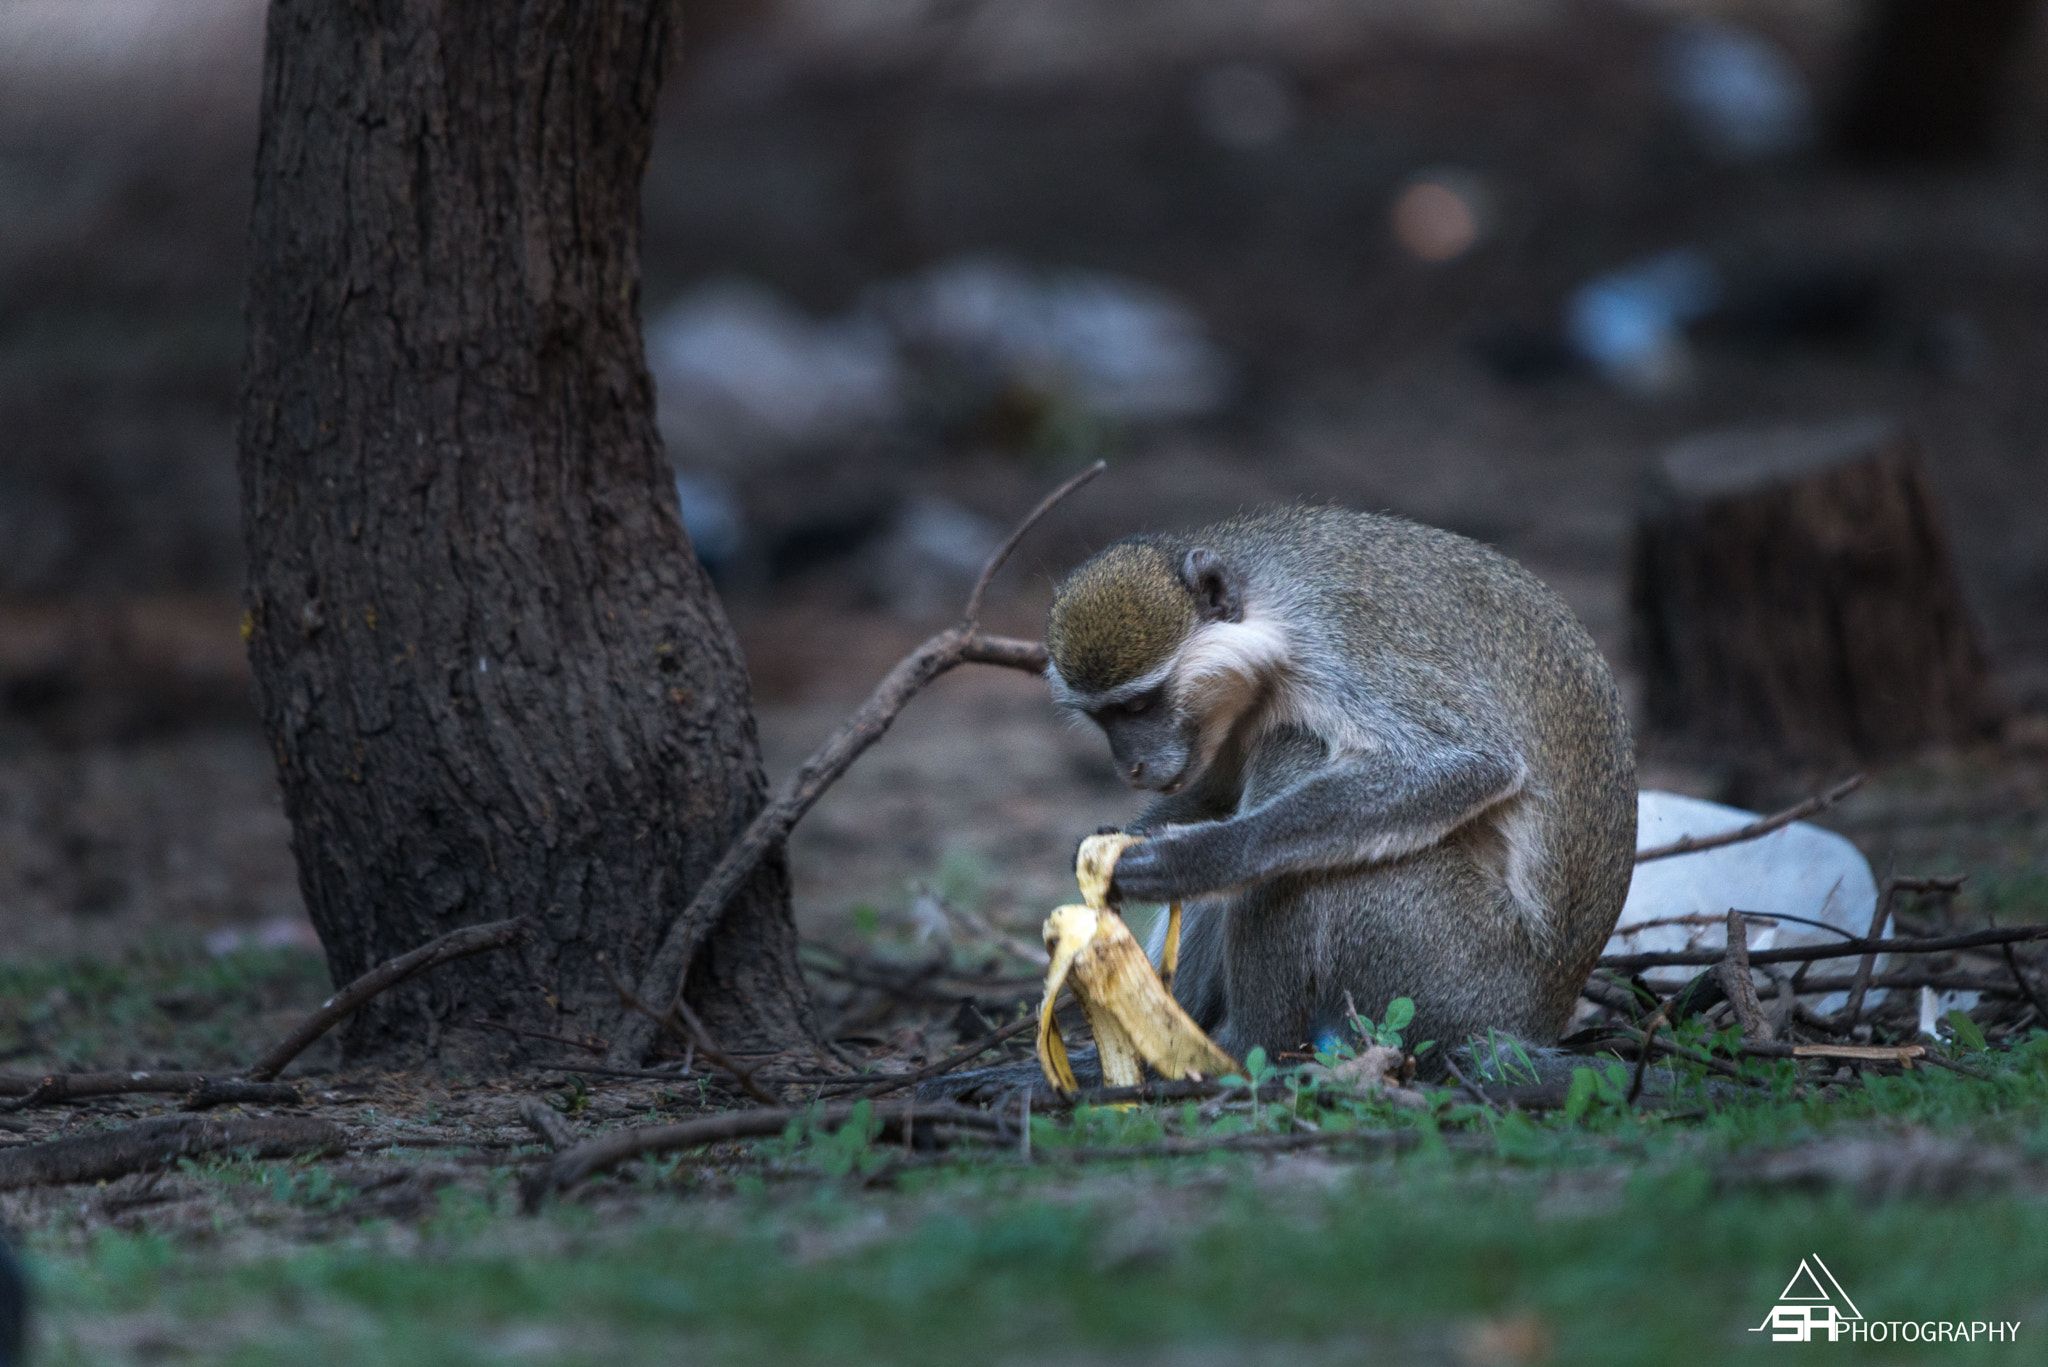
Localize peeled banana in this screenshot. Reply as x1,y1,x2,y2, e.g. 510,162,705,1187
1036,834,1238,1094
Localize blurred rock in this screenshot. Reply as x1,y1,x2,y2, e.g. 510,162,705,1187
1660,19,1814,163
1564,249,1720,395
1190,61,1298,151
873,255,1232,422
863,494,1003,618
648,278,905,465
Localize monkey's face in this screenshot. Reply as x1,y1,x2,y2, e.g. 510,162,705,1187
1088,688,1201,793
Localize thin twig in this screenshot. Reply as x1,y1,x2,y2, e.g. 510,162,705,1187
1439,1055,1502,1114
1997,933,2048,1023
962,461,1106,623
0,1115,344,1191
1051,1130,1424,1163
1839,867,1898,1032
1633,774,1866,863
611,462,1105,1068
598,955,778,1106
472,1018,608,1055
671,997,781,1107
245,918,531,1081
1627,1005,1669,1106
1716,909,1775,1044
518,1101,1009,1210
515,1097,578,1152
530,1062,701,1084
849,1011,1044,1099
1599,924,2048,973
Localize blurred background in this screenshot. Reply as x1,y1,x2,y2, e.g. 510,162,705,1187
2,0,2044,972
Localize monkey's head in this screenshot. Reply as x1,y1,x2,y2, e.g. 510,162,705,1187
1046,538,1282,793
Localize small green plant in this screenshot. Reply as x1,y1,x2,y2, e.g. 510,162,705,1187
1562,1061,1633,1122
1946,1009,1989,1053
776,1100,889,1179
1469,1029,1540,1085
550,1075,590,1115
1312,995,1433,1068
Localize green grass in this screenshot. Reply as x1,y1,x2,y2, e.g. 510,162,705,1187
0,939,329,1071
27,1156,2048,1365
23,1041,2048,1366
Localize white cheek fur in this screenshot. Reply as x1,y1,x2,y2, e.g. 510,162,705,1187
1172,617,1292,768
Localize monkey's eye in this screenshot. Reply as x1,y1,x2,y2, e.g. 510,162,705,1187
1122,695,1153,716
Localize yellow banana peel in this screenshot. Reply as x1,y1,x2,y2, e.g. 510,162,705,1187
1035,834,1238,1094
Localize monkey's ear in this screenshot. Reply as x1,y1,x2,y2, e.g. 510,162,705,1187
1180,548,1244,624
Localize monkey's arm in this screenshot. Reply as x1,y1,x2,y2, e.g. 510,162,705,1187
1108,742,1526,903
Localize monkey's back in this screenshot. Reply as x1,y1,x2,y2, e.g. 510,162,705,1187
1177,506,1637,1051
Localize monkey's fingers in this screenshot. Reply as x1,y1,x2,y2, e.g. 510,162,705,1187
1074,832,1144,911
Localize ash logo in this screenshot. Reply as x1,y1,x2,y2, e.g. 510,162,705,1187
1751,1255,1862,1342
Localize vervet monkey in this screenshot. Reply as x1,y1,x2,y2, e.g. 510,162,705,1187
1046,506,1636,1064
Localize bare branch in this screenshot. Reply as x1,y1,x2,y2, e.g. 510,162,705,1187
1715,909,1775,1043
519,1101,1009,1210
611,466,1103,1066
0,1072,302,1111
847,1010,1044,1100
515,1097,578,1152
963,459,1105,622
245,917,531,1081
1598,923,2048,973
1634,774,1866,863
0,1115,344,1191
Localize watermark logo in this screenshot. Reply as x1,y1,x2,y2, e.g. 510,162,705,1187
1749,1255,2021,1345
1752,1255,1861,1341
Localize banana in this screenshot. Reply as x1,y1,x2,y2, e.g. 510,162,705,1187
1036,834,1238,1094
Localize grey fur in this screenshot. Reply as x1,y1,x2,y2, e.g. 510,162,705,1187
1046,506,1637,1068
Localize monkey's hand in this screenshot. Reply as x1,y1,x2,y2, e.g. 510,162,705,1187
1101,828,1221,904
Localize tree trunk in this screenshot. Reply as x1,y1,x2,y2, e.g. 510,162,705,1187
1630,417,2005,769
237,0,817,1069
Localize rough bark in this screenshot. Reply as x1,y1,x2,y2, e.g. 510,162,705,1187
237,0,816,1068
1630,417,2004,768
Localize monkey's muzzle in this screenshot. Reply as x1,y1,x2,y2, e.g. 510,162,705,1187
1036,834,1238,1095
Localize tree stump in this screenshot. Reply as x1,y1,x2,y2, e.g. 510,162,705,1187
1630,417,2004,766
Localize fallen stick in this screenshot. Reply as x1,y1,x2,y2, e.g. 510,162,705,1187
1716,909,1776,1043
519,1100,1009,1209
0,1072,304,1111
597,954,779,1106
848,1011,1046,1100
1049,1129,1423,1163
1,1071,205,1102
245,917,532,1081
1599,924,2048,973
0,1115,345,1191
1838,869,1900,1030
515,1097,578,1152
611,462,1105,1068
1633,774,1865,863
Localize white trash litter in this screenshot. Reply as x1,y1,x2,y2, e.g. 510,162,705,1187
1611,790,1971,1020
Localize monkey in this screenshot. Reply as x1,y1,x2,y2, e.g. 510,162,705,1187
1045,505,1636,1070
